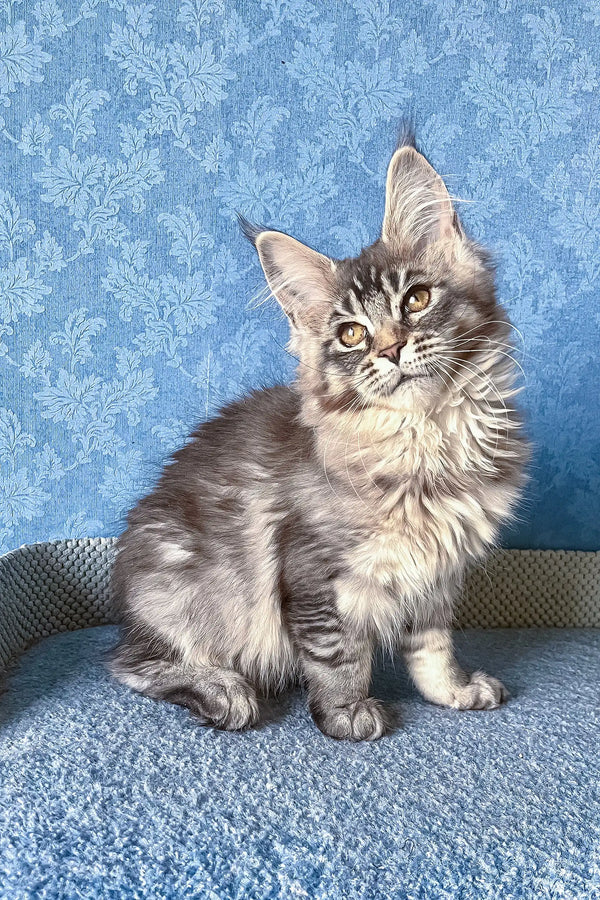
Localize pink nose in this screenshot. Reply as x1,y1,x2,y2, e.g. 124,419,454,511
378,339,407,364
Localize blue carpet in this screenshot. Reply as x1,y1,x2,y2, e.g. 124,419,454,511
1,627,599,899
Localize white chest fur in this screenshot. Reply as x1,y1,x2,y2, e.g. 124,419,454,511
324,400,523,636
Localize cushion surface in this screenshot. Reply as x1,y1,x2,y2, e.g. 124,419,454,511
1,626,598,899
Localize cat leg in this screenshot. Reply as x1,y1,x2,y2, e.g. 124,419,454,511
109,639,259,730
401,626,508,710
295,630,395,741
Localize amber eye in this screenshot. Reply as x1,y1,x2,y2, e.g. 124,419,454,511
338,322,367,347
405,287,431,313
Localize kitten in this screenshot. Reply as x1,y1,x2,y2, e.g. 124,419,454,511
109,134,528,741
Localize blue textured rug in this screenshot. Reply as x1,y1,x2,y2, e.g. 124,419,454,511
1,627,599,899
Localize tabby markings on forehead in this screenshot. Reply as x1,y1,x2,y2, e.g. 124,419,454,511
380,272,404,314
380,273,395,296
346,289,364,316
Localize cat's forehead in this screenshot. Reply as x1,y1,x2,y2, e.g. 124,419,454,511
337,249,423,316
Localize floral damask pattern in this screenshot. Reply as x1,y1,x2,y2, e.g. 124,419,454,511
0,0,598,551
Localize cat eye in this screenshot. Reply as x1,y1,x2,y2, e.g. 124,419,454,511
405,287,431,313
338,322,367,347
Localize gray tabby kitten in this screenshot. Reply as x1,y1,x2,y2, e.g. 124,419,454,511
109,135,528,741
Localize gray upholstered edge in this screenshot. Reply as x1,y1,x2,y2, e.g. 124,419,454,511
1,539,599,675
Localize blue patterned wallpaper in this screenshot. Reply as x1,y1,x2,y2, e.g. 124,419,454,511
0,0,599,553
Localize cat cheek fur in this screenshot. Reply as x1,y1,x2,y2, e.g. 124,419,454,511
109,133,530,741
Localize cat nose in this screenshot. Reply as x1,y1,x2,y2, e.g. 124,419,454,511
378,339,407,364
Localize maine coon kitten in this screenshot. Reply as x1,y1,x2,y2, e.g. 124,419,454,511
109,135,528,741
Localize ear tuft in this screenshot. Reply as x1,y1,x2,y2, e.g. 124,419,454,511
237,213,268,247
395,116,417,152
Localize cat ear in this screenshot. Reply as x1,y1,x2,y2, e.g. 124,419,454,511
254,230,336,329
381,146,460,254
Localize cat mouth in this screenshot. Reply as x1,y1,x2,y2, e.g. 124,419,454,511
387,372,431,393
369,372,430,398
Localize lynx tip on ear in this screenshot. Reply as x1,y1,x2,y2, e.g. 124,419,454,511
237,213,268,247
395,117,418,152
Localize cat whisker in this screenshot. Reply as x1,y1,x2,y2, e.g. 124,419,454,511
319,383,379,504
356,425,387,496
435,351,514,413
444,335,522,355
436,351,509,413
429,357,507,460
321,430,346,504
455,319,526,348
342,397,374,510
441,352,518,408
442,339,527,382
247,282,276,310
433,353,514,459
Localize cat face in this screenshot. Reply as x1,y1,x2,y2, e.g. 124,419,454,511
315,242,500,412
250,142,504,414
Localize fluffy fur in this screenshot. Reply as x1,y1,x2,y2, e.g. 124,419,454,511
109,135,529,741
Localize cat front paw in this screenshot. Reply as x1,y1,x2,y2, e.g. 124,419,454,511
312,697,395,741
180,674,259,731
451,671,508,710
205,680,260,730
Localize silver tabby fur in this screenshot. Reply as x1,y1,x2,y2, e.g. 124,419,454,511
109,134,529,740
